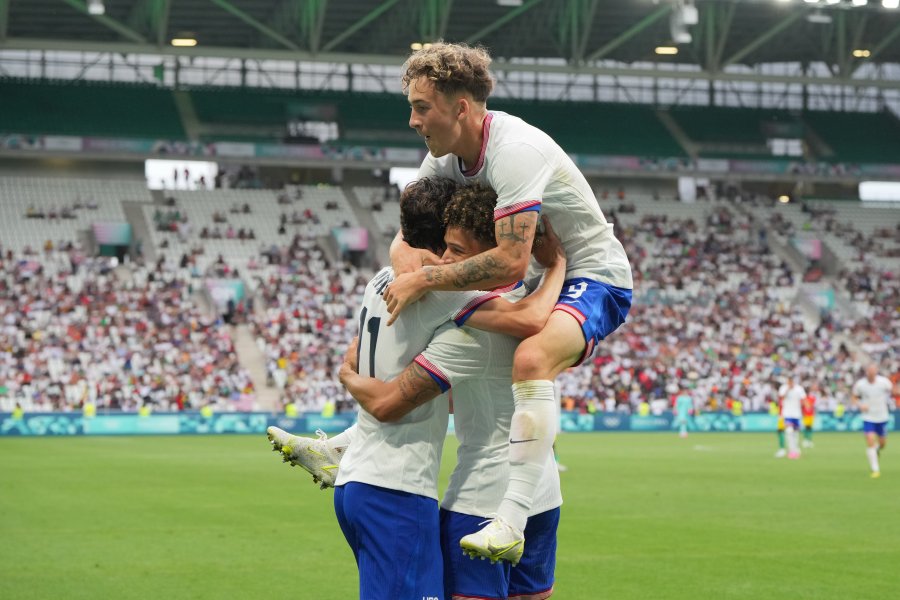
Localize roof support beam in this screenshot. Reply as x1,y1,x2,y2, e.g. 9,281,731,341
321,0,403,53
208,0,300,51
721,9,806,69
0,0,10,42
8,37,900,92
860,20,900,66
711,1,736,72
420,0,453,42
155,0,172,47
59,0,148,44
584,4,671,64
558,0,599,64
464,0,547,45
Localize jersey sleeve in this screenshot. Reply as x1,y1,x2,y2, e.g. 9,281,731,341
421,289,503,328
414,323,487,391
488,143,552,221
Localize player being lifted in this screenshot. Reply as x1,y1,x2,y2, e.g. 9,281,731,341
383,41,633,559
851,364,898,479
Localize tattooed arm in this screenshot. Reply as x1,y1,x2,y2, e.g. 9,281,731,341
383,211,539,323
339,359,443,423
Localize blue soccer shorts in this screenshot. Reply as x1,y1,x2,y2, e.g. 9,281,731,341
784,417,801,430
553,277,632,366
440,507,559,600
335,482,444,600
863,421,888,437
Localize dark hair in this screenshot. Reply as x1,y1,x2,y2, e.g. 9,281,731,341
443,183,497,248
400,177,458,254
402,42,494,103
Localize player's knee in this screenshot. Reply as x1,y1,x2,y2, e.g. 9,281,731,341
512,343,548,381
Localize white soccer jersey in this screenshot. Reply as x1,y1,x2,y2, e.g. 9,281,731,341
335,267,497,500
418,110,633,289
852,376,894,423
779,383,806,419
418,290,563,518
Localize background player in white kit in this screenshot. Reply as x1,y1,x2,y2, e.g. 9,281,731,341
851,364,898,478
778,376,806,460
383,42,633,558
340,184,565,598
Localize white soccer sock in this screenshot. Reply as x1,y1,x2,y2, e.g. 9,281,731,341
787,428,799,454
496,380,557,532
327,424,356,452
867,447,880,473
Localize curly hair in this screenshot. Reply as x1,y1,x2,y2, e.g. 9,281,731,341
402,42,495,103
443,183,497,248
400,176,458,254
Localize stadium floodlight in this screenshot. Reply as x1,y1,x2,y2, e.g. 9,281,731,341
803,0,819,4
853,49,871,57
883,0,899,8
852,0,868,6
825,0,840,4
171,38,198,47
87,0,105,15
807,10,833,23
496,0,524,6
655,46,679,55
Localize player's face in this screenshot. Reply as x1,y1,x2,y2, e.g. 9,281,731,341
441,227,492,262
408,77,462,158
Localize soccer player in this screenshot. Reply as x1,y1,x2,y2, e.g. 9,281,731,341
272,176,495,600
383,41,633,557
674,387,694,438
340,184,566,598
778,376,806,460
801,384,817,449
851,364,897,479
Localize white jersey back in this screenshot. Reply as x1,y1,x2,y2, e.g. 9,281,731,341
852,376,893,423
336,267,492,500
417,290,562,517
418,110,632,288
779,383,806,419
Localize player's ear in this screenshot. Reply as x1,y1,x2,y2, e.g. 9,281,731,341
456,97,469,120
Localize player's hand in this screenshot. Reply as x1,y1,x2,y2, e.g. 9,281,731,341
394,247,442,275
531,216,565,268
383,271,427,325
343,336,359,373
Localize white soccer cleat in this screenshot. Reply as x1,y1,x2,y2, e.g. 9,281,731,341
266,426,344,489
774,449,787,458
460,517,525,566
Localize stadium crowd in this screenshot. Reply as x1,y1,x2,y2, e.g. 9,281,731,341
0,245,255,413
1,185,895,417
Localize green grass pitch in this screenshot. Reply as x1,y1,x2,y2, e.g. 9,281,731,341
1,432,898,599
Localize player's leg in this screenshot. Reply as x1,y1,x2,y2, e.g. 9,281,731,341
465,280,629,562
787,419,801,459
775,418,786,458
863,423,880,477
496,310,582,533
344,482,444,600
507,508,559,600
441,509,510,600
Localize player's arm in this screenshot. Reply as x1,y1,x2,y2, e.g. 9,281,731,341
465,216,566,338
339,358,442,423
384,211,539,324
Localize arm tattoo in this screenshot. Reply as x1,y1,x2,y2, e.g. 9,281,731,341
496,214,534,245
398,363,441,408
424,266,445,284
449,254,504,288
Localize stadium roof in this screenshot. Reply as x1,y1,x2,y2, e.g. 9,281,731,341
3,0,900,77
